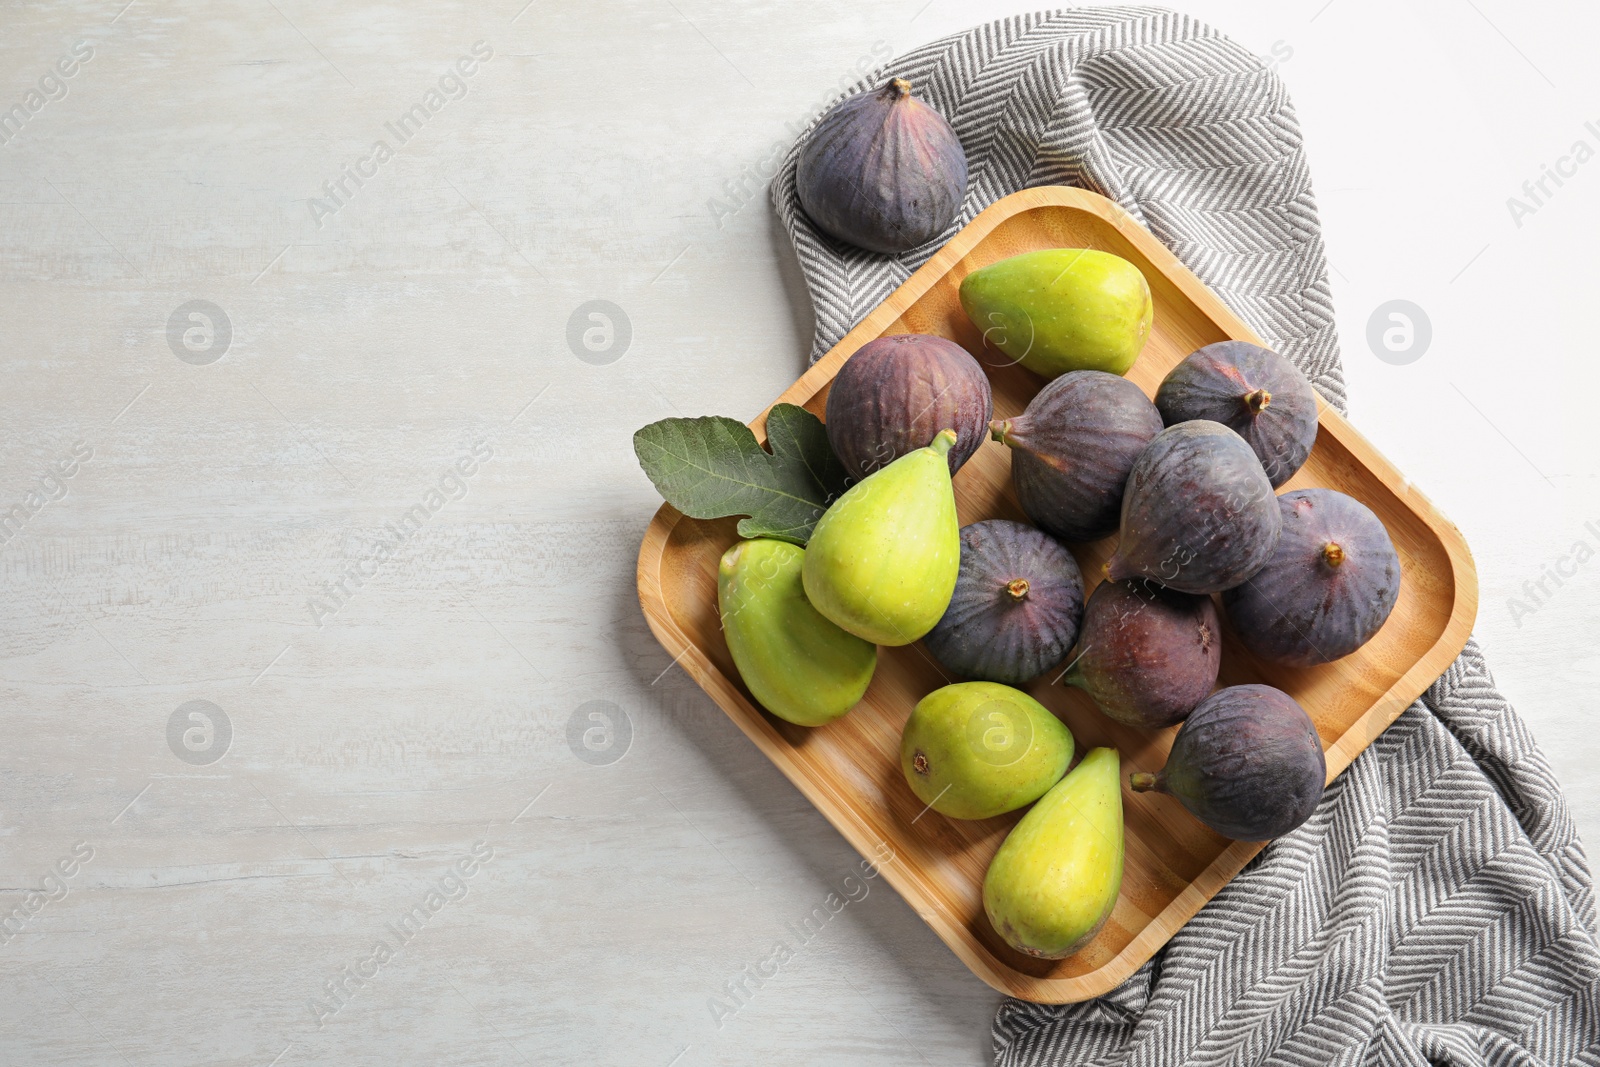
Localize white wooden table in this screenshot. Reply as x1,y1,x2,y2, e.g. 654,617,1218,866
2,1,1594,1064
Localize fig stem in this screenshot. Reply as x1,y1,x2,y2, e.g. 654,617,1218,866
929,428,958,457
888,77,912,98
988,419,1011,446
1322,541,1346,567
1129,772,1159,792
1243,388,1272,414
1005,578,1029,601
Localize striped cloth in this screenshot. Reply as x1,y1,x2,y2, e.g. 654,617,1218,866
770,9,1600,1065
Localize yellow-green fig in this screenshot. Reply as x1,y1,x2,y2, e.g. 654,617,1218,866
801,429,960,646
982,746,1124,959
900,681,1073,820
718,539,876,727
959,248,1153,379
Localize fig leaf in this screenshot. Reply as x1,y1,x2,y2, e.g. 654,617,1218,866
633,403,849,544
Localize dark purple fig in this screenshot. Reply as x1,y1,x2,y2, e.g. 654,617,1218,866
1222,489,1401,667
989,371,1162,542
1130,684,1325,841
1106,422,1281,594
923,520,1083,684
1155,341,1319,488
796,78,968,255
1063,579,1219,729
826,334,992,479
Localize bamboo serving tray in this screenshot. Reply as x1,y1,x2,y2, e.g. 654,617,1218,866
635,186,1477,1002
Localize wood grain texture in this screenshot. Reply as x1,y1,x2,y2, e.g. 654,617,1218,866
12,1,1589,1061
637,187,1479,1003
0,7,1015,1064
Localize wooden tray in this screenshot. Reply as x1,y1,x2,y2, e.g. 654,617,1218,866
635,186,1477,1002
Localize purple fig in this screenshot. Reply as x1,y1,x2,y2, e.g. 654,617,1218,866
1130,684,1325,841
797,78,968,255
1155,341,1319,488
825,334,992,479
989,371,1162,543
923,520,1084,685
1063,579,1219,729
1222,489,1401,667
1107,422,1281,594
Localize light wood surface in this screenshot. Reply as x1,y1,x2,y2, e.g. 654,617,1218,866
9,2,1588,1061
636,186,1479,1003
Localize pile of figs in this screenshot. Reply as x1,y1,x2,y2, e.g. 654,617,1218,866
703,82,1406,961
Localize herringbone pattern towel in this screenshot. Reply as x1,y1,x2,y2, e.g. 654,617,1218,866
771,8,1600,1065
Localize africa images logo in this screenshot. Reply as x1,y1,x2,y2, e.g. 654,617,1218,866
307,41,494,229
0,441,92,548
307,841,494,1028
0,41,93,147
0,842,94,944
306,441,492,627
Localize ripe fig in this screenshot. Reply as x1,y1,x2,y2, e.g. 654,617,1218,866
900,681,1073,820
983,747,1124,958
825,334,992,480
1106,421,1282,594
796,78,968,255
959,248,1153,379
1222,489,1401,667
922,520,1084,685
802,429,960,646
1131,684,1325,841
990,370,1162,542
1155,341,1319,488
718,539,877,727
1063,579,1220,730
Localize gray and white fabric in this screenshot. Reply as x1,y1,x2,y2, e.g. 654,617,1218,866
771,8,1600,1066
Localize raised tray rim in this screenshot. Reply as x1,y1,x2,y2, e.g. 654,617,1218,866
634,185,1479,1002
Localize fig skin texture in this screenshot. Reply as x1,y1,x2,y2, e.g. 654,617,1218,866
923,520,1084,685
1222,489,1401,667
983,746,1124,959
1107,421,1282,594
718,539,876,727
825,334,992,480
802,430,960,646
959,249,1153,379
899,681,1074,820
796,78,968,255
1131,684,1325,841
1063,579,1220,730
990,370,1162,542
1155,341,1319,488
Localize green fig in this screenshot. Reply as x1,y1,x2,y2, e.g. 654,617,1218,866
982,747,1124,959
718,539,876,727
959,248,1153,379
900,681,1074,820
802,428,961,646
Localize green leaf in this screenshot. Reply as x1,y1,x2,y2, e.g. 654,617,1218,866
633,403,849,544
